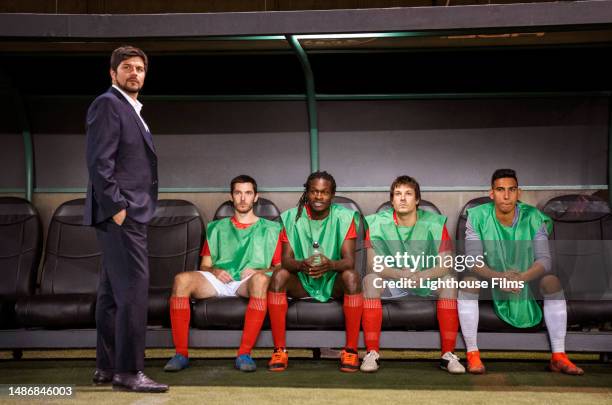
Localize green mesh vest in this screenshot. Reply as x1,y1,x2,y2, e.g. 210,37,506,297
281,203,359,302
206,217,281,281
467,201,552,328
365,208,447,297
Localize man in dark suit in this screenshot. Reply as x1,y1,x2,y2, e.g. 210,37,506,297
84,45,168,393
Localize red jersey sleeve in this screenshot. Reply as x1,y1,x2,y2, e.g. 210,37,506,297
344,219,357,240
280,228,289,243
199,240,211,257
271,234,282,266
438,224,453,253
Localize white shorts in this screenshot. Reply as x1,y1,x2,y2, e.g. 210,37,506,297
198,271,251,297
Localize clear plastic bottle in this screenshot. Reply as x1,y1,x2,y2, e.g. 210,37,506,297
311,241,322,265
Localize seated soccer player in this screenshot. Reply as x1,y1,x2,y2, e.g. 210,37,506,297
458,168,583,375
361,175,464,374
267,171,363,372
164,175,282,372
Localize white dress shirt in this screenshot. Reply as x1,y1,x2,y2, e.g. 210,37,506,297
112,84,150,132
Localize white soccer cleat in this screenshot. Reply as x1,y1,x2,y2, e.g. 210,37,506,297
440,352,466,374
360,350,380,373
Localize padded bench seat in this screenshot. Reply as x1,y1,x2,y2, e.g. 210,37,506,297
15,294,96,329
191,296,612,332
15,289,178,329
148,287,172,326
0,197,42,329
13,199,204,330
0,297,19,329
191,296,443,331
14,199,100,329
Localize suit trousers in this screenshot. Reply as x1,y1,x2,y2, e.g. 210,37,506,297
95,217,149,373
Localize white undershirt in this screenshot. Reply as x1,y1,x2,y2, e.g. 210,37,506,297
112,84,150,132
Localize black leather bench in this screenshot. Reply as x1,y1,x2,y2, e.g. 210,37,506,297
1,195,611,357
0,197,42,329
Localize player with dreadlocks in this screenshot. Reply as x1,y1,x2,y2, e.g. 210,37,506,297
267,171,363,372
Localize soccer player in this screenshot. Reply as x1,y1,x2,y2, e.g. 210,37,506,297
164,175,282,372
267,171,363,372
457,168,584,375
361,175,464,374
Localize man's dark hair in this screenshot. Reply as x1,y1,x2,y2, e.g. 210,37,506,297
296,171,337,221
230,175,258,194
491,168,518,187
390,175,421,203
110,45,148,72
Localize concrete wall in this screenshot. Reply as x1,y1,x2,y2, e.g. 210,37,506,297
3,96,607,190
1,95,608,238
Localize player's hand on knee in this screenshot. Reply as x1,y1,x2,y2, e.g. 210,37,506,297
213,269,233,284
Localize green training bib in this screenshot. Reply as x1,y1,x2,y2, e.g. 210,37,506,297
467,201,552,328
281,203,359,302
206,217,281,281
366,208,446,297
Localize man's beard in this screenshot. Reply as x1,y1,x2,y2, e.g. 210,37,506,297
234,204,254,214
117,80,141,95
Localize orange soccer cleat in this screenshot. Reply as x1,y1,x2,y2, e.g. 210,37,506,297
548,353,584,376
339,348,360,373
466,350,486,374
268,348,288,372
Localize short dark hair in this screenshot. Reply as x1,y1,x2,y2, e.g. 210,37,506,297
491,168,518,187
230,175,257,194
110,45,148,72
390,175,421,202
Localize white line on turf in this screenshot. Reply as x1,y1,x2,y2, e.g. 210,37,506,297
130,396,170,405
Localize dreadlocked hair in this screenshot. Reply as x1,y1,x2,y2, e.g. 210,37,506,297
296,171,337,222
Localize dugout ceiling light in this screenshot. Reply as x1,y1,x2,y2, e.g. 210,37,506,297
445,32,545,40
294,32,427,48
294,32,424,39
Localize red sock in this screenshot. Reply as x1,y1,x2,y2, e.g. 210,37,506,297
268,291,287,349
343,293,363,351
362,298,382,352
237,297,267,356
170,296,190,357
437,298,459,354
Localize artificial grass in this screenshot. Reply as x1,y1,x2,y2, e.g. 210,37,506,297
20,387,612,405
0,351,610,404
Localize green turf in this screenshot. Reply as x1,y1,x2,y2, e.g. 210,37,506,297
0,357,610,390
0,353,610,404
2,386,611,405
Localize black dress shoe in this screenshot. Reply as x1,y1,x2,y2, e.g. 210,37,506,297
92,369,114,385
112,371,169,393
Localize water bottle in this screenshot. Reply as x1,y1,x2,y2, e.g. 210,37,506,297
312,241,322,265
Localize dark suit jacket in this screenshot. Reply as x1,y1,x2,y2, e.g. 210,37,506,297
84,87,158,226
